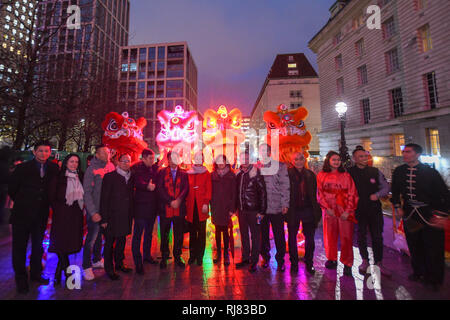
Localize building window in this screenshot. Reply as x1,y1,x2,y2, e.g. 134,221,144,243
288,63,297,68
382,17,397,39
390,87,404,118
290,90,302,98
168,45,184,59
392,134,405,156
288,55,294,62
385,47,400,74
423,71,439,109
415,0,427,11
355,39,365,57
333,32,342,46
418,24,432,52
288,70,299,76
357,65,368,86
361,98,371,124
158,46,165,60
139,48,146,61
426,128,440,156
290,103,302,109
335,54,343,70
337,77,344,96
352,14,364,30
148,47,156,60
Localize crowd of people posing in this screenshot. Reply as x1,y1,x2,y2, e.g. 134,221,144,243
7,140,449,294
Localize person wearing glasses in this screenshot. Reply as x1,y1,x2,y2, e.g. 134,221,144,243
99,154,134,280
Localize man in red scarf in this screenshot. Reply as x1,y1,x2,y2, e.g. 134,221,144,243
157,151,189,269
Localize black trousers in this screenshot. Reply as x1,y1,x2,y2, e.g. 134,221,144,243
160,215,184,260
287,209,316,265
238,211,261,265
189,202,206,261
104,234,126,274
356,208,384,263
215,225,230,259
12,219,47,285
404,222,445,285
260,213,286,264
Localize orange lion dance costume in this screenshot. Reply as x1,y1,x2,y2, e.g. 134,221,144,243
263,104,312,164
102,111,148,163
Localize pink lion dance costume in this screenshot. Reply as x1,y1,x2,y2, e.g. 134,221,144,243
102,111,148,164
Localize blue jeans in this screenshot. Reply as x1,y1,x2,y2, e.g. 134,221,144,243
82,218,103,269
132,217,157,267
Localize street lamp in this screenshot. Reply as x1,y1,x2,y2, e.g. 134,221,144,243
335,102,351,168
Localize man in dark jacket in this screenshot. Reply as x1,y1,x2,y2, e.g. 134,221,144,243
100,154,134,280
287,152,322,274
157,151,189,269
131,149,159,274
235,152,267,273
8,141,59,293
348,146,390,277
391,144,450,291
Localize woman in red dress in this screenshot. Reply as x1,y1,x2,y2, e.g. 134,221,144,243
317,151,358,276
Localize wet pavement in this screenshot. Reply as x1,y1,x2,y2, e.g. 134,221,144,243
0,222,448,300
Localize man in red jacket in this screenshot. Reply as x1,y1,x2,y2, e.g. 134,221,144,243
186,152,212,266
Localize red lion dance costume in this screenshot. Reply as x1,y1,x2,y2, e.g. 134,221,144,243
317,170,358,268
102,111,148,163
263,104,312,164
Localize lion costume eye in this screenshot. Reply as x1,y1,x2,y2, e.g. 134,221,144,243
268,122,277,129
107,119,118,131
297,121,305,128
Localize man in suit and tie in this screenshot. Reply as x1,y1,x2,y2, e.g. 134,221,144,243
8,141,59,294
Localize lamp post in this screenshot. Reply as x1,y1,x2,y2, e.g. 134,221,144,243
335,102,351,168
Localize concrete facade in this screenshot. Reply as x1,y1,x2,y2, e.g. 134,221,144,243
309,0,450,181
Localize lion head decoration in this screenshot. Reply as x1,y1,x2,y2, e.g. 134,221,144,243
102,111,148,163
156,105,200,164
263,104,312,164
202,105,245,165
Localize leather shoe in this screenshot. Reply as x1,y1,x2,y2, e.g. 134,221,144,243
30,276,50,285
136,265,144,275
175,258,185,268
213,257,221,264
306,264,316,275
143,258,158,265
248,263,257,273
325,260,337,269
160,260,167,269
235,260,250,268
116,265,133,273
343,265,353,277
291,263,299,272
107,272,120,281
224,256,230,266
188,257,196,265
196,258,203,266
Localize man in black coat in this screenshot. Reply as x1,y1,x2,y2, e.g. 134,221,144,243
8,141,59,294
100,154,134,280
131,149,159,274
287,152,322,274
235,152,267,273
157,151,189,269
391,144,450,291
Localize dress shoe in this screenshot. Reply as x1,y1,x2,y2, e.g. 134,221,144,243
248,263,257,273
107,272,120,281
343,265,353,277
291,263,299,272
188,257,196,265
160,260,167,269
306,264,316,275
213,257,221,264
224,255,230,266
196,258,203,266
30,276,50,285
325,260,337,269
143,258,158,265
235,260,250,268
135,265,144,275
408,273,423,282
175,258,185,268
276,264,285,272
116,265,133,273
261,258,269,269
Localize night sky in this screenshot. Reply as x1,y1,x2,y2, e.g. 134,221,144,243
129,0,334,115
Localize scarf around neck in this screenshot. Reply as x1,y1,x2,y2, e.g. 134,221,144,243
116,167,131,183
65,170,84,209
216,166,230,177
188,165,207,174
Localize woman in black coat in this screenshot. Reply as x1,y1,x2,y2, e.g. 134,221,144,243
49,154,84,285
210,155,236,266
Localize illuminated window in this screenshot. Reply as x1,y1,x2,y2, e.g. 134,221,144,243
416,0,427,10
426,129,440,156
288,63,297,68
418,24,432,52
288,70,299,76
392,134,405,156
